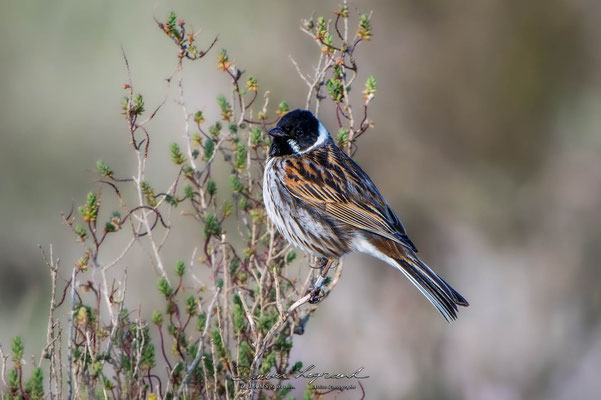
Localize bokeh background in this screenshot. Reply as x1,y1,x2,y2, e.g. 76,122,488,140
2,1,601,399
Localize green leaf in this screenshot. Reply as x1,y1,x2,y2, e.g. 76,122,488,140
363,75,376,99
197,313,207,332
11,337,24,363
277,101,289,116
79,192,99,222
251,127,262,146
230,175,243,193
234,142,247,170
152,310,163,325
96,161,113,177
8,369,18,390
194,110,205,123
170,143,186,165
358,14,372,40
74,224,87,240
326,76,344,102
337,128,349,145
246,76,258,91
207,180,217,196
132,94,145,115
233,296,246,335
157,278,172,298
238,341,253,369
185,295,197,314
211,329,227,358
175,260,186,276
204,138,215,160
217,94,233,121
140,182,157,207
184,185,195,199
204,213,222,237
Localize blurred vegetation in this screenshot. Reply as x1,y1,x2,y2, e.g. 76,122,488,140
1,5,379,399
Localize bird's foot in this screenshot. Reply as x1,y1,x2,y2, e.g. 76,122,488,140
308,286,325,304
307,275,326,304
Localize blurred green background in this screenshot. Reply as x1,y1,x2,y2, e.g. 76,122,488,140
2,0,601,398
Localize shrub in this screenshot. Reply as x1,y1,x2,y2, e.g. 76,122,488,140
1,4,377,399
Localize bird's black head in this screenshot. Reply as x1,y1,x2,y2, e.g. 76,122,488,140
268,109,330,157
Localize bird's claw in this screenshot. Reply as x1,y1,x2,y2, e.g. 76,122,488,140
308,286,324,304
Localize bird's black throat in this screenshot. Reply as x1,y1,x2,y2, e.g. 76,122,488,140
269,137,295,157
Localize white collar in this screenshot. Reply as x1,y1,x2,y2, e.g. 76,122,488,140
298,122,330,154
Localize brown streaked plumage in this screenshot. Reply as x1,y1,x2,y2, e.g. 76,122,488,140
263,109,468,321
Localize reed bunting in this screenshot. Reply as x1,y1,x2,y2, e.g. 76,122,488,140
263,109,468,321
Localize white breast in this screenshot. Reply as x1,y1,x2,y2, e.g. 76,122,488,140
262,158,331,256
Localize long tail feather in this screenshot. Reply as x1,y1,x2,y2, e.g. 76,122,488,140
395,254,468,322
354,236,468,321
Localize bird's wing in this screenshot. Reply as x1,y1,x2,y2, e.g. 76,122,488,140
277,144,418,252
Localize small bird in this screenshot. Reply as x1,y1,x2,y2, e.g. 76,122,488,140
263,109,468,321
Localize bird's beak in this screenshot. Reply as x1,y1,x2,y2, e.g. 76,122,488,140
268,127,288,138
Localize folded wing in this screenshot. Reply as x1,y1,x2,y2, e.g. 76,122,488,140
278,145,418,252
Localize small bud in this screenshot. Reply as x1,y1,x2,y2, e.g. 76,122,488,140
234,142,247,170
209,122,222,137
217,95,233,121
336,6,349,18
192,132,202,146
75,224,87,240
203,138,215,160
184,185,195,199
363,75,377,102
75,255,89,271
217,49,232,71
96,161,113,178
230,175,243,193
11,337,24,365
170,143,186,165
316,16,327,40
79,192,99,223
157,278,172,298
185,295,197,314
140,182,157,207
207,180,217,196
246,76,258,91
222,200,233,218
276,101,289,116
250,127,262,146
152,311,163,325
193,111,205,124
175,261,186,276
196,313,207,332
203,213,222,237
358,14,372,40
337,128,349,145
326,77,344,102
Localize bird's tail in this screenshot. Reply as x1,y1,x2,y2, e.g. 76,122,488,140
394,252,469,322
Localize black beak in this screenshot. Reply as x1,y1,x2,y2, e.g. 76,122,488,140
268,127,288,138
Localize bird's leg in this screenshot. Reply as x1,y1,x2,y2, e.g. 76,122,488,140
308,258,334,304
